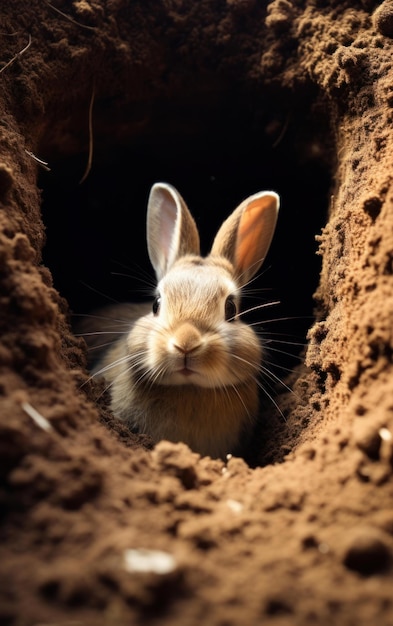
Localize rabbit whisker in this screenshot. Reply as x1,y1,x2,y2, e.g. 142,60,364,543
262,336,308,346
87,340,125,352
258,315,314,325
254,377,287,422
261,358,299,375
231,352,291,420
97,353,155,398
87,353,136,383
76,331,130,337
78,281,121,304
84,355,134,400
262,344,305,361
237,257,272,286
110,259,157,291
105,357,153,404
146,363,169,387
73,312,134,326
231,352,260,376
229,383,252,421
260,364,296,397
233,301,280,322
215,370,252,422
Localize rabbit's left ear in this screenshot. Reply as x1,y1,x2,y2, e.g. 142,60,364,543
210,191,279,286
147,183,200,280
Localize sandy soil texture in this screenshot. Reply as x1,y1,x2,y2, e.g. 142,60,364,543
1,1,393,624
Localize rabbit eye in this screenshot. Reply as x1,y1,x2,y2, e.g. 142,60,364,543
152,295,161,315
225,296,237,322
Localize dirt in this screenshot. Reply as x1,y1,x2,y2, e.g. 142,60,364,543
1,0,393,624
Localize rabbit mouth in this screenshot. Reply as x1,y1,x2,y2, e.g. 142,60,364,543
177,367,196,377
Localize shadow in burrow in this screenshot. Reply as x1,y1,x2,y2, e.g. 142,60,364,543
39,85,334,466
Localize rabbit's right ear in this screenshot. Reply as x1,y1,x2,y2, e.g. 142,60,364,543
147,183,200,280
211,191,279,286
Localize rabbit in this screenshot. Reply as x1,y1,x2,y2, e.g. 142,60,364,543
79,182,279,459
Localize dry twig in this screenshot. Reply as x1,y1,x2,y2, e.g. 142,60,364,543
45,1,97,31
22,401,53,432
80,83,96,184
0,33,32,74
25,150,51,172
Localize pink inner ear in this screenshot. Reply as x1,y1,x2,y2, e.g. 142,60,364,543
159,198,178,263
236,197,273,273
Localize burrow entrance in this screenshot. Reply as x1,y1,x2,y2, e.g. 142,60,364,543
39,81,333,464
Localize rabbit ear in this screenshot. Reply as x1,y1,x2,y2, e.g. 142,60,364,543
147,183,200,280
210,191,279,285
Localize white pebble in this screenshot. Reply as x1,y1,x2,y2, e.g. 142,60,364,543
379,427,392,442
226,499,244,514
123,549,177,575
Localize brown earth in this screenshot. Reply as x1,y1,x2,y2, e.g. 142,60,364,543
1,0,393,624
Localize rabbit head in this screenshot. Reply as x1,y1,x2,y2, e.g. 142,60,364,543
126,182,279,390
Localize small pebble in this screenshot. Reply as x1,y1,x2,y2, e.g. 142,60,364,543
353,420,381,460
123,549,177,575
0,163,14,201
342,527,391,575
373,1,393,38
226,499,244,514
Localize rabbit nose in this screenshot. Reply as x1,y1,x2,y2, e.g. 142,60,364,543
171,323,202,354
